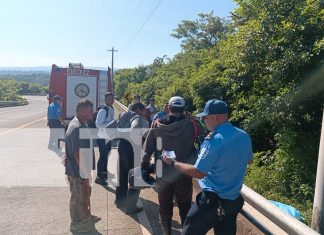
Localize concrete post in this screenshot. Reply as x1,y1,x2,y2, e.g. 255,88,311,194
312,110,324,234
107,47,118,89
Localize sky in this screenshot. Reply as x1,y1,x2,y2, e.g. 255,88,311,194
0,0,236,69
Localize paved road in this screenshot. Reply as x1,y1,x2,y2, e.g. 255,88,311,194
0,96,144,234
0,96,63,187
0,95,47,129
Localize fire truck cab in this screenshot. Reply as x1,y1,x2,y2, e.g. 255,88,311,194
48,63,113,121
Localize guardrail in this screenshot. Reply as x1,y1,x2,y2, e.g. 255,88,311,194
114,99,128,112
113,99,320,235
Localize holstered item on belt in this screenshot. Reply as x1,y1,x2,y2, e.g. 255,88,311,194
197,190,244,221
201,191,221,203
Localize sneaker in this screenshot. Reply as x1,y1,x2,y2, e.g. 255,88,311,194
114,200,126,209
126,206,143,214
91,215,101,223
95,177,107,186
70,223,91,233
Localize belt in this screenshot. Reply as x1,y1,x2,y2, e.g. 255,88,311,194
202,190,244,204
202,191,221,203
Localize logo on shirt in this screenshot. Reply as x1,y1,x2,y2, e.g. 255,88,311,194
199,147,208,160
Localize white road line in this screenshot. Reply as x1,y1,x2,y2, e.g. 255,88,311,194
0,117,46,136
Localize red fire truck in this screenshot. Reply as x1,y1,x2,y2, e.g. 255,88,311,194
48,63,113,121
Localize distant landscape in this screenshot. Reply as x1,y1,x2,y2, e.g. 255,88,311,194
0,65,112,86
0,67,51,86
0,65,116,102
0,67,51,103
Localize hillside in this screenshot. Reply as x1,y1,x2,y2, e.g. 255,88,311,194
0,67,51,86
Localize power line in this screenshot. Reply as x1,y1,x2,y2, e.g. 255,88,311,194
115,0,145,46
115,0,159,51
112,0,132,46
118,0,163,58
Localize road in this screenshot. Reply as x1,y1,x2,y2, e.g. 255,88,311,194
0,96,148,235
0,96,110,234
0,96,65,187
0,95,47,129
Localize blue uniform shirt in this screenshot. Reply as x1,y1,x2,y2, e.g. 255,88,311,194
194,122,253,200
47,101,63,120
152,111,166,123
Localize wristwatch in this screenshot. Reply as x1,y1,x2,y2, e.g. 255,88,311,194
171,160,175,167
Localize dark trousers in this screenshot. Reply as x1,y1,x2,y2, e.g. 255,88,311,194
158,178,193,235
126,187,140,210
181,191,244,235
48,119,64,147
115,139,134,206
96,139,111,179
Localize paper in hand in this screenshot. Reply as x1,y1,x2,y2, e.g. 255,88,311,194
162,150,176,159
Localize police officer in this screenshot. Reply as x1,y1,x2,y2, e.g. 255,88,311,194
162,99,253,235
47,95,67,149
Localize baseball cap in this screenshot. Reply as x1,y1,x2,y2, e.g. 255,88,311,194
105,91,113,98
53,95,63,101
196,99,228,118
168,96,185,108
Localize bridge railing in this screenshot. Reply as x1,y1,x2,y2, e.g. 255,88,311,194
114,99,320,235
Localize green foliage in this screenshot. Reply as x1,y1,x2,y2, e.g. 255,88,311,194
0,72,50,85
171,11,228,51
114,0,323,225
17,81,48,95
0,78,47,103
0,79,26,102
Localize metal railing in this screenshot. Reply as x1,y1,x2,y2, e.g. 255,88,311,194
114,99,128,112
113,99,320,235
241,186,319,235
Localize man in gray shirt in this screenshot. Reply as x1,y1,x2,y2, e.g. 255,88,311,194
65,99,101,234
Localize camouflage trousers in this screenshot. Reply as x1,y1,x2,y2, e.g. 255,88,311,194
67,175,92,226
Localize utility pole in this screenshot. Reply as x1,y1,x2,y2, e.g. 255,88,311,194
312,110,324,234
107,47,118,86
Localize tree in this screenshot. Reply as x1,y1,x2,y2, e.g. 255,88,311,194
113,1,323,224
171,11,228,51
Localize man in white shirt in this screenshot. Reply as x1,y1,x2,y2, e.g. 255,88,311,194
95,92,114,186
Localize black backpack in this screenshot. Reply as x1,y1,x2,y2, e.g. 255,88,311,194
89,105,109,128
103,111,137,129
117,111,134,128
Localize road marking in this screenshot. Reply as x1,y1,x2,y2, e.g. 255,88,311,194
0,105,46,114
0,117,46,136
